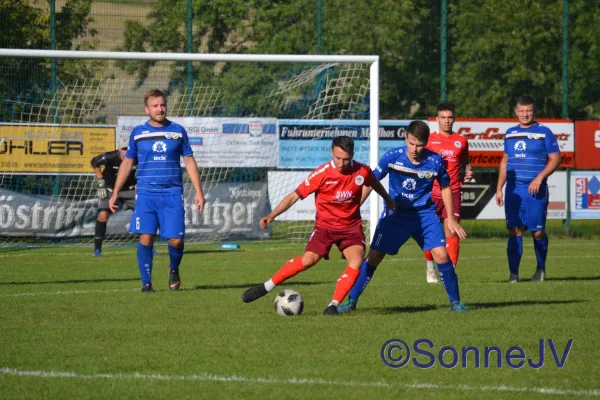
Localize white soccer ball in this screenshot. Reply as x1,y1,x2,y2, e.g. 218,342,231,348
274,289,304,316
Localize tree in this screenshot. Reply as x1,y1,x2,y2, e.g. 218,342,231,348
0,0,105,124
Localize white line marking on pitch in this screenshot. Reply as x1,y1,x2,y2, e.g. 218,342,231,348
0,367,598,397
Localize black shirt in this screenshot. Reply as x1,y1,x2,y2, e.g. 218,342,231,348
90,150,137,190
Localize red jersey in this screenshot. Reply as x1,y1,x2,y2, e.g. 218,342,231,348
426,131,469,197
295,160,375,230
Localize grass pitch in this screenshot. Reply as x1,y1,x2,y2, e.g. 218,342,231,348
0,238,599,399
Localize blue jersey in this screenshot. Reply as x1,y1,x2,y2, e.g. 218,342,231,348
126,120,194,195
504,122,559,186
374,147,450,213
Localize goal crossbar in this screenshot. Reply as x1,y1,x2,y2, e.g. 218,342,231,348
0,48,381,242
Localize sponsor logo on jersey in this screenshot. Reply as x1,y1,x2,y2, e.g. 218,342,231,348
354,175,365,185
165,132,181,140
335,190,353,202
440,149,455,158
325,180,339,185
152,141,167,153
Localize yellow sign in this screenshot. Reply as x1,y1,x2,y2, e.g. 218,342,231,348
0,125,115,173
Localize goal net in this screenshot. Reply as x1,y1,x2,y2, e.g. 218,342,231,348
0,50,380,248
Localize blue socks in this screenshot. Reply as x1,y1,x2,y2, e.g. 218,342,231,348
507,235,523,275
137,243,154,286
168,243,184,272
348,259,378,302
533,235,548,271
438,260,460,303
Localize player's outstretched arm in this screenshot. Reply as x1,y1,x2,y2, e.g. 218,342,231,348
109,157,134,213
441,185,467,240
359,185,374,206
370,180,396,214
183,156,205,212
259,191,300,230
495,153,508,207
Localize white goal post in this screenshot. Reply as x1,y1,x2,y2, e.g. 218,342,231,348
0,48,381,247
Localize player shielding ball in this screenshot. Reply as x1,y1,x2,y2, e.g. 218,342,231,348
242,136,396,315
338,121,469,313
423,102,473,283
496,95,561,283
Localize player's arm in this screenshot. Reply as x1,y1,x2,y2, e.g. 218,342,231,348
183,156,205,212
369,180,396,214
109,157,134,213
360,185,373,205
528,152,561,195
441,185,466,240
495,153,508,207
91,154,108,199
259,191,301,229
461,144,473,182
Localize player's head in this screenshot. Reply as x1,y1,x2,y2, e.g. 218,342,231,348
331,136,354,172
144,89,168,126
436,102,456,135
406,121,430,161
515,95,536,127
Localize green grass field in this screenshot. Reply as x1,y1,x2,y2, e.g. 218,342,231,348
1,238,599,399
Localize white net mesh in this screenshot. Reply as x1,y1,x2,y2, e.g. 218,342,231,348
0,56,371,248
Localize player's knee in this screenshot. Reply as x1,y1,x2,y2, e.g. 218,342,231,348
430,247,449,264
97,211,109,222
168,238,183,248
533,231,545,240
366,250,385,267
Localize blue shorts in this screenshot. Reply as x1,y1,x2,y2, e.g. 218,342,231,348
130,193,185,239
505,183,548,232
370,210,446,255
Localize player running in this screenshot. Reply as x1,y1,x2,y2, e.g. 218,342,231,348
241,136,396,315
423,102,472,283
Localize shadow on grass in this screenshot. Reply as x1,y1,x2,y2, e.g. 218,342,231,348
0,277,140,285
183,249,242,255
188,281,329,291
545,276,600,282
468,299,585,310
362,304,439,314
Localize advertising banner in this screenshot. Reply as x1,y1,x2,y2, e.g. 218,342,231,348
427,119,574,168
574,120,600,169
467,171,567,220
278,120,410,168
0,182,271,240
0,124,115,173
117,117,278,168
570,171,600,219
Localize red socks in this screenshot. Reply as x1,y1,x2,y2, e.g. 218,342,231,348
446,236,460,266
332,266,360,303
424,249,433,261
271,257,306,285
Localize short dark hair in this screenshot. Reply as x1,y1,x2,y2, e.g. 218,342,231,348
516,95,535,107
407,120,430,143
437,102,456,114
331,135,355,154
144,89,167,106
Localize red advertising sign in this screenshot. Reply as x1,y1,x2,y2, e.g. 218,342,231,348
574,120,600,169
428,118,575,168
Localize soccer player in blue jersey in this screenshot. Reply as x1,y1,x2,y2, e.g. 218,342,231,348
109,89,205,292
495,95,561,283
338,120,469,313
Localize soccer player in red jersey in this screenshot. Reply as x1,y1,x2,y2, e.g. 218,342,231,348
423,102,473,283
242,136,396,315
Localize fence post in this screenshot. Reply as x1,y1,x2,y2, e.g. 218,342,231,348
440,0,448,102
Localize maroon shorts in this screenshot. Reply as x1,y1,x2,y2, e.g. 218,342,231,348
432,191,462,221
305,225,366,260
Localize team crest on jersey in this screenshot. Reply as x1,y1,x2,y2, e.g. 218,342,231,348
532,134,542,140
402,178,417,191
454,140,462,148
514,140,527,151
152,141,167,153
354,175,365,185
